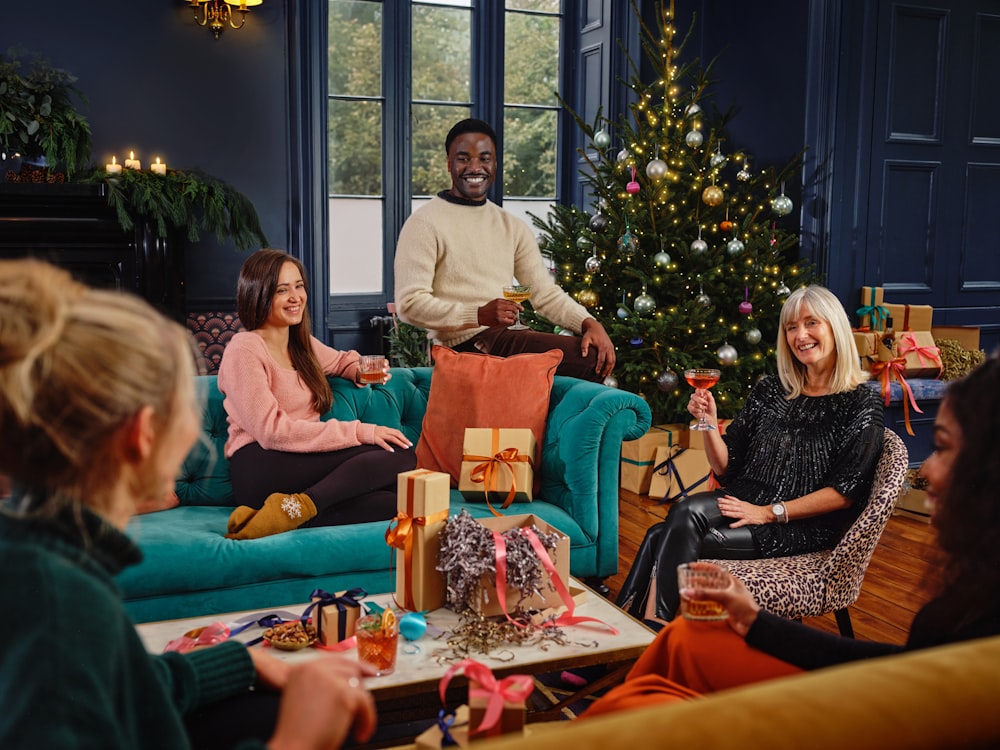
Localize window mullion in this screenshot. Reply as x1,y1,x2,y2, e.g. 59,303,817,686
474,0,505,206
384,1,412,302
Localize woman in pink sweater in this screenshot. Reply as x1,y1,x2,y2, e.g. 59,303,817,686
219,249,415,540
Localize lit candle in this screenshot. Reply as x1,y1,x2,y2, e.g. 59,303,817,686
124,150,141,170
151,157,166,176
105,156,122,174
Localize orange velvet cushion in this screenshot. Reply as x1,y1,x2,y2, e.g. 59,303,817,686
415,346,564,488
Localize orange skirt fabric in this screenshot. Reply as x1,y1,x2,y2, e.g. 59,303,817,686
583,618,803,719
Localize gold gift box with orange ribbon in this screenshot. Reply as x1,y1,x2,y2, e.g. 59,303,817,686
387,469,451,612
458,428,536,512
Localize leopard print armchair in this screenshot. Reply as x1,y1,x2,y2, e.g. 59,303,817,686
705,428,908,637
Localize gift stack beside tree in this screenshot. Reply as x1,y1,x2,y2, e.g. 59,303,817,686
529,0,816,427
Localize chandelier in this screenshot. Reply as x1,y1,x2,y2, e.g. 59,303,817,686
188,0,263,39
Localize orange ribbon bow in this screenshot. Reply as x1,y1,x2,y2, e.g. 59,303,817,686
464,447,533,516
870,358,923,436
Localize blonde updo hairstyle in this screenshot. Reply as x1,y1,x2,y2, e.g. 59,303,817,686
0,259,198,517
775,284,868,399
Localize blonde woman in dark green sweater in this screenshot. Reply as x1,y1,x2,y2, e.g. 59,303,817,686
0,259,377,749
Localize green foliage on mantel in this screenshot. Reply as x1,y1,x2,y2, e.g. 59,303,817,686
81,167,269,251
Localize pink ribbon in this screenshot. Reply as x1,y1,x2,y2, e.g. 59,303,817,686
897,332,943,377
163,621,230,653
438,659,534,733
492,528,618,634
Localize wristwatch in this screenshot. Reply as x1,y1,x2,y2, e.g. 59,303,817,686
771,502,788,523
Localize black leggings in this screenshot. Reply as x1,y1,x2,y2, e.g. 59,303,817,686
615,491,758,621
229,442,417,526
454,326,604,382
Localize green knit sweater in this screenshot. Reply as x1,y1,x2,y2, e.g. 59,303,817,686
0,502,262,749
394,193,592,347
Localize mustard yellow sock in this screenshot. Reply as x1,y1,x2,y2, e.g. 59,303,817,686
224,492,318,540
226,505,257,535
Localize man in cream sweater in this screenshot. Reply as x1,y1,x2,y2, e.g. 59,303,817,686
394,118,615,382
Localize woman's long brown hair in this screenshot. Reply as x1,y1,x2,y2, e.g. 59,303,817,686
236,249,332,414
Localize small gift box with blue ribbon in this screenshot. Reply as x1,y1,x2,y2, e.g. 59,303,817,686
302,588,366,646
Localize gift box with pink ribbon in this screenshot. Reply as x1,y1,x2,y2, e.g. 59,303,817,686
458,427,535,515
415,659,534,748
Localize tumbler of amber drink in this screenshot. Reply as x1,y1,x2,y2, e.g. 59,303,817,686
355,614,398,675
358,355,387,385
677,563,729,621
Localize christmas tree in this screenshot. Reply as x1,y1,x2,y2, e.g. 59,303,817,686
529,0,815,425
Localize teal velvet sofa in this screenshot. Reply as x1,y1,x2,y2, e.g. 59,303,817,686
118,368,651,623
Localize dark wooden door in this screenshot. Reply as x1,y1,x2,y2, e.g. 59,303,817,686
862,0,1000,332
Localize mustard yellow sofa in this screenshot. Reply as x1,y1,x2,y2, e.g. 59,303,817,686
482,635,1000,749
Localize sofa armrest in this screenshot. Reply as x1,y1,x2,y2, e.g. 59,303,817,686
540,377,651,578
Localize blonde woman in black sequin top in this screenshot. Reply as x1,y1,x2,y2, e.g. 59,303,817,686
617,285,884,628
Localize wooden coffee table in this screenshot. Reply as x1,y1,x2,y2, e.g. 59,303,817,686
136,578,655,725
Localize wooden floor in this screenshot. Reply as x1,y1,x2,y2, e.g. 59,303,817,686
610,489,938,645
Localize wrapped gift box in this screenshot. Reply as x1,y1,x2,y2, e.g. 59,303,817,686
895,330,943,379
311,590,363,646
391,469,451,612
853,330,880,371
415,704,536,749
620,423,689,494
883,302,933,331
932,325,981,352
857,286,888,330
469,514,569,617
469,684,527,741
459,428,535,508
648,446,716,502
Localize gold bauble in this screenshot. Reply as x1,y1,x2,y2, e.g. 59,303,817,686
702,185,724,206
578,289,600,308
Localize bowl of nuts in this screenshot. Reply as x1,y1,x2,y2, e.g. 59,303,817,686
262,620,318,651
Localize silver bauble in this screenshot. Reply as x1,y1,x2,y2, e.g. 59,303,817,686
726,238,745,256
710,152,727,168
576,235,591,248
771,194,794,217
594,129,611,149
685,103,702,117
536,233,548,249
737,167,751,181
617,148,630,163
653,251,671,267
634,293,656,315
585,255,601,273
656,369,679,392
603,375,619,389
685,130,704,148
690,238,708,254
717,343,739,365
645,158,668,180
777,281,791,296
588,213,608,232
745,327,762,344
696,292,712,307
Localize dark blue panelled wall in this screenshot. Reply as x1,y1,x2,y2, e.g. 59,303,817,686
2,1,996,351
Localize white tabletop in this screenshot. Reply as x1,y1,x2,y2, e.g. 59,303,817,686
136,579,655,699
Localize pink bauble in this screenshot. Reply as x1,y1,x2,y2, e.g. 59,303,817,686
626,180,641,194
739,301,753,315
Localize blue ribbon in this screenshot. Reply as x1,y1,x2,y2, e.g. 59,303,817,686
437,708,459,747
651,450,711,505
236,613,298,646
301,587,366,643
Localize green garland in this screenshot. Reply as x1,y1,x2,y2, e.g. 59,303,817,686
82,167,268,250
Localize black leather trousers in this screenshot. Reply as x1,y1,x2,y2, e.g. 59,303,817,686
616,491,758,621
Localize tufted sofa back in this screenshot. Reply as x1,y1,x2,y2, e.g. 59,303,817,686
175,369,433,507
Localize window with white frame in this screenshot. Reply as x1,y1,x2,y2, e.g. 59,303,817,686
327,0,563,297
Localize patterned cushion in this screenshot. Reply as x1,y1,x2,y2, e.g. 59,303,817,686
705,428,908,620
